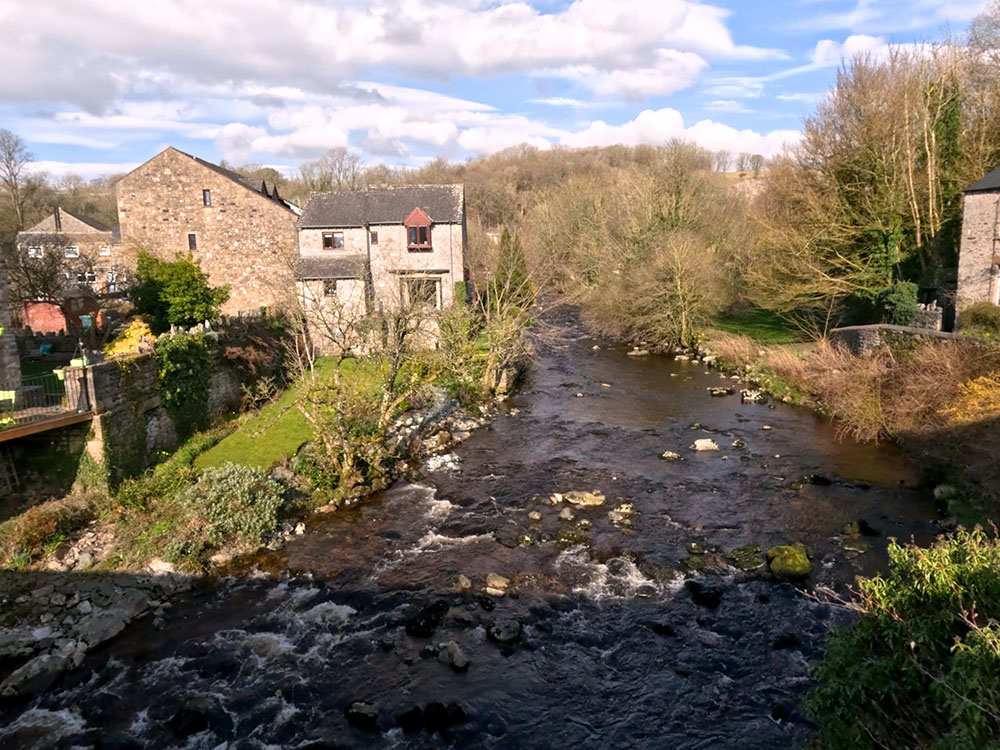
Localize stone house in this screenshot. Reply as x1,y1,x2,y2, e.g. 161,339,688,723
14,207,124,332
296,184,468,348
0,256,21,387
115,147,301,316
957,165,1000,313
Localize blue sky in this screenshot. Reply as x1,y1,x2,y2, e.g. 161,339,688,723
0,0,988,179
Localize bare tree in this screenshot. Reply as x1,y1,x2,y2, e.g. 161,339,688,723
748,154,765,177
299,148,363,193
0,129,32,232
712,150,732,172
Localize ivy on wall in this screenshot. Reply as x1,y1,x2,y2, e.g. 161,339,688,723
154,332,214,440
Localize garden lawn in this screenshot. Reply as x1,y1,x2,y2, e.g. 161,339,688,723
193,358,381,471
705,308,803,345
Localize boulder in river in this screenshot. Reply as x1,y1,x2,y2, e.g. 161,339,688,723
766,543,812,581
437,640,470,672
405,600,450,638
685,580,723,608
707,387,734,397
0,653,68,697
562,490,607,506
841,519,879,537
485,573,510,596
660,451,681,461
395,706,424,733
345,701,379,730
727,543,766,572
487,618,522,644
690,439,719,452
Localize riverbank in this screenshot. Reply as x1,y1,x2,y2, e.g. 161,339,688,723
696,329,1000,525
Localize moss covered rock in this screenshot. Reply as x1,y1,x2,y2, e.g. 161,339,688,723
727,543,766,572
766,543,812,581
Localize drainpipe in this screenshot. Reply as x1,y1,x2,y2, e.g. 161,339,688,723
364,222,374,315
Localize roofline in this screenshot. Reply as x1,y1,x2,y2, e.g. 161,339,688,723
296,219,463,229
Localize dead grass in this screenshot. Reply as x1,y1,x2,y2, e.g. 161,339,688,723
0,493,99,567
712,333,760,368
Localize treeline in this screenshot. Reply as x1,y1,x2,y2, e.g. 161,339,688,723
4,2,1000,346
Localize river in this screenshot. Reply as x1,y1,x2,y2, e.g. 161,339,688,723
2,311,940,749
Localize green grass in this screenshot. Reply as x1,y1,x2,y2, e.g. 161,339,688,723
194,357,382,471
706,308,803,345
20,359,71,380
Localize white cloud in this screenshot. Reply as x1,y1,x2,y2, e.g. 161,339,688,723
560,107,798,156
704,100,754,114
810,34,887,66
0,0,783,111
26,160,140,180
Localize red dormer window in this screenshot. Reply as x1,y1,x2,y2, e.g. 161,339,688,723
404,207,432,251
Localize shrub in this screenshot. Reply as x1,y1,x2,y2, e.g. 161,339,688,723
876,281,918,325
809,528,1000,747
132,251,229,333
711,333,758,369
960,302,1000,337
942,373,1000,429
104,319,154,358
179,462,284,549
0,494,97,566
155,332,214,439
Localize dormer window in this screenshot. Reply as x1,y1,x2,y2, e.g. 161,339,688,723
404,207,432,252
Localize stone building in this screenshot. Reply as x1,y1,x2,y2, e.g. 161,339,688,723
296,184,467,335
13,207,124,332
116,148,300,316
16,207,125,292
957,165,1000,314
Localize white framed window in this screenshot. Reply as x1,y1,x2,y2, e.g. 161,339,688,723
322,231,345,250
99,245,111,256
64,246,80,258
27,247,42,258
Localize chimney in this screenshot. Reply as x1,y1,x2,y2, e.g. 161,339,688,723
54,206,62,232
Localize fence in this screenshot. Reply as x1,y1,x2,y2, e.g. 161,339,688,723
0,368,90,431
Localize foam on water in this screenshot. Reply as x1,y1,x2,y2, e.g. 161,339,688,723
554,547,682,600
0,708,88,748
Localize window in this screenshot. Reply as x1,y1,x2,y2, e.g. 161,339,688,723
322,232,345,250
64,246,80,258
188,233,197,251
203,189,211,206
77,270,96,284
99,245,111,257
323,279,338,297
27,247,42,259
404,207,432,251
401,277,441,310
370,231,378,245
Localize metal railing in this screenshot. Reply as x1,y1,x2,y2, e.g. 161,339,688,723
0,368,90,430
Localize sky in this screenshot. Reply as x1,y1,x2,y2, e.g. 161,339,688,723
0,0,990,180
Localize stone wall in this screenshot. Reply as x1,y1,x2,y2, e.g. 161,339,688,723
116,148,299,316
829,324,967,356
912,301,944,331
0,257,22,387
956,190,1000,313
87,349,244,485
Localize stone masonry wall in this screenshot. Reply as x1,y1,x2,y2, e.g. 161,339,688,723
87,349,244,485
116,148,299,316
0,257,22,387
956,191,1000,314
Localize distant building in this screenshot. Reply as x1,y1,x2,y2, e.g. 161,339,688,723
16,206,125,293
296,184,468,348
115,147,301,316
14,207,123,332
957,166,1000,312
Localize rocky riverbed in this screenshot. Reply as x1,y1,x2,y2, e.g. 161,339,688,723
0,310,942,748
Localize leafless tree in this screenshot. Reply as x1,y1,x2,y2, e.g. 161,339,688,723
0,129,32,232
299,148,363,194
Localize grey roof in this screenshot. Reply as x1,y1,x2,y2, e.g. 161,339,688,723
296,255,366,280
298,184,464,228
965,165,1000,193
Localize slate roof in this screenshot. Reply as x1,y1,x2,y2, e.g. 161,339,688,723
296,255,366,280
965,165,1000,193
298,184,464,228
19,207,117,236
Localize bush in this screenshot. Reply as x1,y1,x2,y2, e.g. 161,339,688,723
104,319,154,358
0,494,97,566
132,251,229,333
876,281,918,325
178,462,284,549
809,528,1000,747
960,302,1000,337
155,332,214,439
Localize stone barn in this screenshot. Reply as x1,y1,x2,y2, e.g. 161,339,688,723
957,165,1000,314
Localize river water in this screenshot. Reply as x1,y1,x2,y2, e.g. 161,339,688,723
2,312,941,749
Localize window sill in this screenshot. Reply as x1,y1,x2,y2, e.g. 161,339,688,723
407,246,433,253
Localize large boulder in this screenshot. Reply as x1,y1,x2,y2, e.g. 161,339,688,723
562,490,606,507
690,439,719,452
766,543,812,581
404,600,450,638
